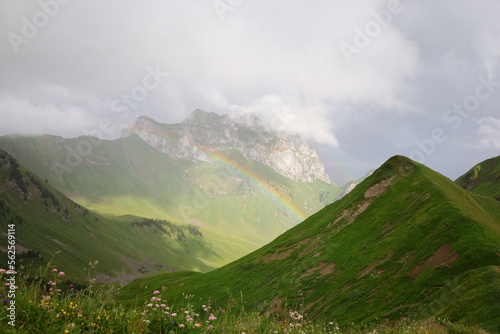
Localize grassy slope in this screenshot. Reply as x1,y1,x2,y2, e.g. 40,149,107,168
456,155,500,200
119,156,500,332
0,134,339,254
0,150,229,280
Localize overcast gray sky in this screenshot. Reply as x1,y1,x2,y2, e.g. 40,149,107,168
1,0,499,184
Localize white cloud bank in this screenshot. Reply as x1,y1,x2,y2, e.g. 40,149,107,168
0,0,499,182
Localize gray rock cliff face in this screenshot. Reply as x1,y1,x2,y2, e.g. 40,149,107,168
122,110,333,184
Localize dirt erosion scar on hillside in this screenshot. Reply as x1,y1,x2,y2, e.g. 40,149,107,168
407,243,460,279
327,176,396,229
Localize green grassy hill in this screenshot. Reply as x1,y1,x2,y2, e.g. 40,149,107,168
0,149,240,282
456,155,500,200
0,134,339,259
120,156,500,332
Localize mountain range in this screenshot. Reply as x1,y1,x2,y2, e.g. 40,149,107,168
0,111,345,279
0,110,498,331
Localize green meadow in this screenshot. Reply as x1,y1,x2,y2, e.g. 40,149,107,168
0,265,492,333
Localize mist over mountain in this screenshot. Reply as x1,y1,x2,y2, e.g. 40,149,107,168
0,112,340,265
123,110,333,184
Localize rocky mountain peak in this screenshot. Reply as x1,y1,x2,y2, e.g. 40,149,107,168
123,110,334,184
182,109,221,126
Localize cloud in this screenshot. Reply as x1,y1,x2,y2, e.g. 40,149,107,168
480,33,500,82
0,0,500,182
0,82,105,137
477,117,500,150
0,95,99,137
0,1,421,134
211,94,340,147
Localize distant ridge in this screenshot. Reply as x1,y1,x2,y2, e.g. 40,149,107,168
456,155,500,200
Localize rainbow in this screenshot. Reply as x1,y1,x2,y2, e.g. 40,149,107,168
197,146,308,221
130,125,308,221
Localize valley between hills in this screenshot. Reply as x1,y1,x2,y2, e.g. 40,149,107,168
0,111,499,333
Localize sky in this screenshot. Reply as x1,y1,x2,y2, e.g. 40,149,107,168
0,0,499,185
